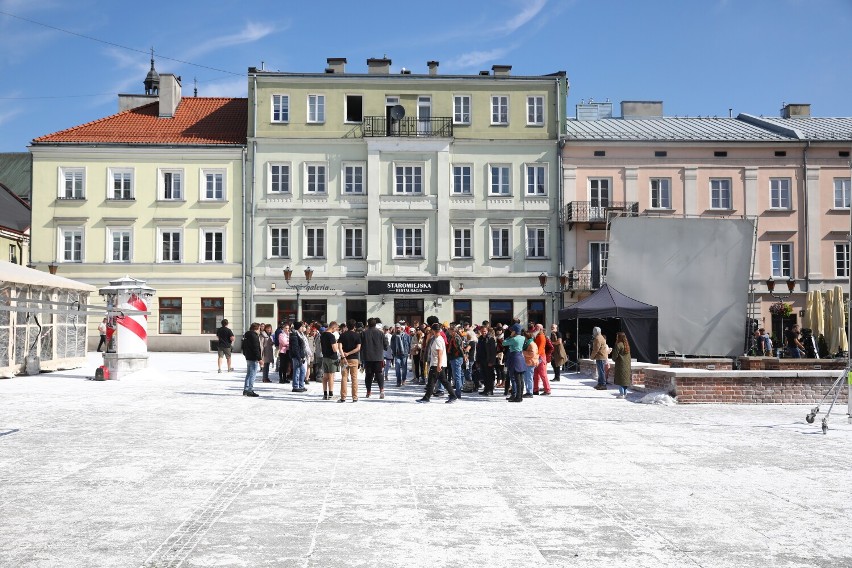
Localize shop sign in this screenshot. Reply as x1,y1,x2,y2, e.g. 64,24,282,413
367,280,450,295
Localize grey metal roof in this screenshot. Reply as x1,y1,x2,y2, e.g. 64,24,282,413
564,117,793,142
0,153,31,201
738,115,852,141
0,183,30,234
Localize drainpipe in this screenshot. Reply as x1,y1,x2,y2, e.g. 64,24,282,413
241,146,248,331
802,141,810,289
247,72,259,329
555,77,566,324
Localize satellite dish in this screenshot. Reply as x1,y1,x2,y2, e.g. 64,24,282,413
390,104,406,120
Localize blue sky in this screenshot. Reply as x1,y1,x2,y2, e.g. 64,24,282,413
1,0,850,152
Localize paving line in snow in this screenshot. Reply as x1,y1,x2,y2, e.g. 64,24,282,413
140,409,303,568
501,421,706,568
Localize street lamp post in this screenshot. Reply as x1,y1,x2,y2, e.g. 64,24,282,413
539,272,569,328
283,266,313,322
766,275,796,356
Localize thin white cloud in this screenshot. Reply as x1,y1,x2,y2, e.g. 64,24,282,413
0,106,22,126
493,0,548,34
196,77,247,98
183,21,276,60
444,47,512,71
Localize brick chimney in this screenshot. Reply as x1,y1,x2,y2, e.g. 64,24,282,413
367,57,392,74
326,57,347,74
159,74,182,118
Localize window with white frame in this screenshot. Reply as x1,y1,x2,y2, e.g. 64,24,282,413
304,163,327,194
201,170,226,200
490,226,510,258
59,227,83,262
453,95,471,125
160,169,183,200
835,243,850,278
770,242,792,277
109,168,134,200
489,165,511,195
452,165,472,195
491,95,509,125
395,164,423,194
650,178,671,209
268,226,289,259
394,226,423,258
343,227,364,259
526,164,547,196
159,229,182,263
770,178,791,209
268,163,290,194
59,167,85,199
342,163,365,194
201,229,224,263
271,94,289,123
453,227,472,258
107,228,132,262
834,178,851,208
526,96,544,125
305,226,325,258
710,178,732,209
526,226,547,258
307,94,325,123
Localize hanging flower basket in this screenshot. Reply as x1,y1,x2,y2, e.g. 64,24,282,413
769,302,793,317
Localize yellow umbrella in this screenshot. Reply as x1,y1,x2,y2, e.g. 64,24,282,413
833,285,848,354
814,289,825,342
825,288,836,354
804,290,815,333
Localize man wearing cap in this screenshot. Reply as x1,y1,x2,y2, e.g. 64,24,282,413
417,323,457,403
391,324,412,386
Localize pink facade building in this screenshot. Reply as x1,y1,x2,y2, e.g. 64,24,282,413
562,101,852,344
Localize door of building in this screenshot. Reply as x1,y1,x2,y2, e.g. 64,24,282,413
489,299,514,328
277,300,296,325
346,299,367,327
589,178,610,220
394,298,424,327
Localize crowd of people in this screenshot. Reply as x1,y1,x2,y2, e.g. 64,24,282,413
217,316,632,402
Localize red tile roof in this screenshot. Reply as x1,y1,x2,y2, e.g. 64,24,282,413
33,98,247,145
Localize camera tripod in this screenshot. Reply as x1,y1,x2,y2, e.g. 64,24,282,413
805,365,851,434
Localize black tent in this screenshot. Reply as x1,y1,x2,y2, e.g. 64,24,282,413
558,283,659,363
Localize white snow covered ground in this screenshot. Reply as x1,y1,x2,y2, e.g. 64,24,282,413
1,352,850,567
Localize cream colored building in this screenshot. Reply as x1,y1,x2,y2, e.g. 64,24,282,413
29,72,247,350
247,58,568,328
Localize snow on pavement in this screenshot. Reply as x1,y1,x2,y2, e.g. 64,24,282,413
1,351,850,568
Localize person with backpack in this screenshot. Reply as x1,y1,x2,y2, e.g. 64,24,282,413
391,324,412,386
241,322,262,397
289,321,308,392
276,322,291,383
446,326,466,399
532,324,552,395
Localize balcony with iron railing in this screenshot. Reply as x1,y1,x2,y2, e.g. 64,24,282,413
565,269,607,296
357,116,453,138
564,201,639,229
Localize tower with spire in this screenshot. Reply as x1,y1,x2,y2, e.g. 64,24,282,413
144,48,160,95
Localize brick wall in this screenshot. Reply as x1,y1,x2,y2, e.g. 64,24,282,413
739,357,847,371
643,368,849,404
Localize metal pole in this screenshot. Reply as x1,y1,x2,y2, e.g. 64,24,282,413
296,288,301,323
848,158,852,421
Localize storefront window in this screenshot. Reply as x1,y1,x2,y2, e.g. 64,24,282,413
301,300,327,325
159,297,182,334
527,300,546,328
277,300,296,325
453,299,472,326
489,300,513,328
201,297,224,334
346,299,367,327
394,299,423,327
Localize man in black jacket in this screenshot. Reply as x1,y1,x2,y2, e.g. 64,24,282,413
289,321,307,392
476,325,498,395
242,322,262,397
361,317,389,398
